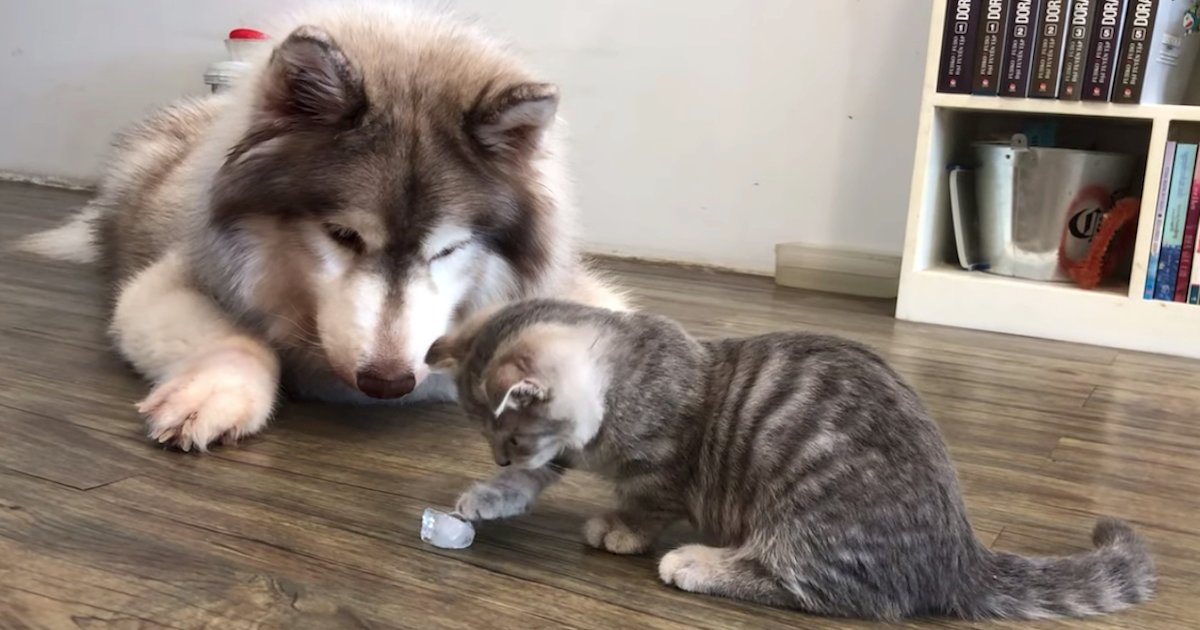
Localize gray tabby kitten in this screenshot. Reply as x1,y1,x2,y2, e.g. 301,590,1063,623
425,299,1155,620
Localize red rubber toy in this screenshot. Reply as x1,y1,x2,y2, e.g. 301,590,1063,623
1059,196,1140,290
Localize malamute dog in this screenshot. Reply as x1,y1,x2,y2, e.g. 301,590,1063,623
20,3,625,451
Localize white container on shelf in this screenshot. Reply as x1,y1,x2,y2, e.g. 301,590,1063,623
1136,0,1200,105
204,28,270,94
972,135,1135,282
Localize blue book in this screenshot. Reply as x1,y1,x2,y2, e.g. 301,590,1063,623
1145,141,1176,299
1155,143,1198,301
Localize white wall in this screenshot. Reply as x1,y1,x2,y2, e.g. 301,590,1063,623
0,1,931,273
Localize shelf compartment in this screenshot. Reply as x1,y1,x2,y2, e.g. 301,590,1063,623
897,266,1200,359
910,108,1152,291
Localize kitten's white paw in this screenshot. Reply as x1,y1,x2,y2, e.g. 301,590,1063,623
583,514,651,555
454,483,530,521
659,545,731,591
139,347,276,452
582,515,611,547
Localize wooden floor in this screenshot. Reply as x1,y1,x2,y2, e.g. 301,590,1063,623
1,181,1197,629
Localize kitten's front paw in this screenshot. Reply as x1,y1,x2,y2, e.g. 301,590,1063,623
658,544,731,592
582,514,652,555
454,482,530,521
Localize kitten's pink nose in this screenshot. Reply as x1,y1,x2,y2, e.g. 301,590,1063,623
355,364,416,399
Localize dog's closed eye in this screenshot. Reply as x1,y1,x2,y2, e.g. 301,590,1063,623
322,223,365,254
430,240,469,263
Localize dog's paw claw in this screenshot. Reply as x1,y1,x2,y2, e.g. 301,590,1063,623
140,348,276,453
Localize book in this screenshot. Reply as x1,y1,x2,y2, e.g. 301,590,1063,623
1000,0,1043,95
938,0,985,93
1176,163,1200,301
974,0,1015,94
1081,0,1129,100
1030,0,1073,96
1060,0,1100,98
1189,223,1200,303
1144,140,1176,299
1112,0,1161,103
1130,0,1200,104
1154,142,1197,300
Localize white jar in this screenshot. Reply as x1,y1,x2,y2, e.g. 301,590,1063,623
204,28,270,93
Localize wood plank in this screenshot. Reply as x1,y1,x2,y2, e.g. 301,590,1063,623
0,469,606,630
0,583,180,630
0,404,139,489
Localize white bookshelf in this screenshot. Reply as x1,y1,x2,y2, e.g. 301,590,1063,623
896,0,1200,360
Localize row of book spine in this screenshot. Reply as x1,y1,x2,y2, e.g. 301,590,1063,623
1145,140,1200,304
937,0,1167,102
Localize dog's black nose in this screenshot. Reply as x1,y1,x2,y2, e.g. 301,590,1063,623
355,367,416,399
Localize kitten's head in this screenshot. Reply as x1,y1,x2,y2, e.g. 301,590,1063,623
426,311,609,469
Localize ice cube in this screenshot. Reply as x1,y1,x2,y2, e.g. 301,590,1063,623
420,508,475,549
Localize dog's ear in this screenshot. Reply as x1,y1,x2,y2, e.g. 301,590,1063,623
260,25,366,126
486,356,550,417
472,82,559,156
424,335,465,372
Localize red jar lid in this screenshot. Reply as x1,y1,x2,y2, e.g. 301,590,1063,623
228,28,269,40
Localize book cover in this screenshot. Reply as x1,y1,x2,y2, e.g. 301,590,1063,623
1000,0,1043,95
1135,0,1200,104
1060,0,1099,98
1177,165,1200,301
1081,0,1130,100
1030,0,1073,96
1112,0,1162,103
1144,140,1176,299
938,0,986,93
1189,227,1200,303
974,0,1015,93
1154,142,1197,300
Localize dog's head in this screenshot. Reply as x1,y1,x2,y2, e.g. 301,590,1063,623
205,8,572,399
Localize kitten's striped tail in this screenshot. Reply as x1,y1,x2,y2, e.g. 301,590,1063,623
962,517,1155,619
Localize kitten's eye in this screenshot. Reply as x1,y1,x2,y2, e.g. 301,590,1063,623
430,240,468,263
322,223,365,254
508,436,519,447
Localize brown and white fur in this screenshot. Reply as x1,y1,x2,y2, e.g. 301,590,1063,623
18,2,625,451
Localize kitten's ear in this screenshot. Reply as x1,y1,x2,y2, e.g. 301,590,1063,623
492,378,549,417
424,335,464,372
260,25,366,126
472,82,559,156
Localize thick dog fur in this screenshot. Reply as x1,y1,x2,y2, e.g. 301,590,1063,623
20,2,626,451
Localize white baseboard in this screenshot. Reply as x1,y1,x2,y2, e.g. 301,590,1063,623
774,243,901,299
0,171,96,191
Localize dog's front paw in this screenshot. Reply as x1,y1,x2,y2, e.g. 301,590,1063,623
582,514,653,555
138,346,277,452
454,482,531,521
